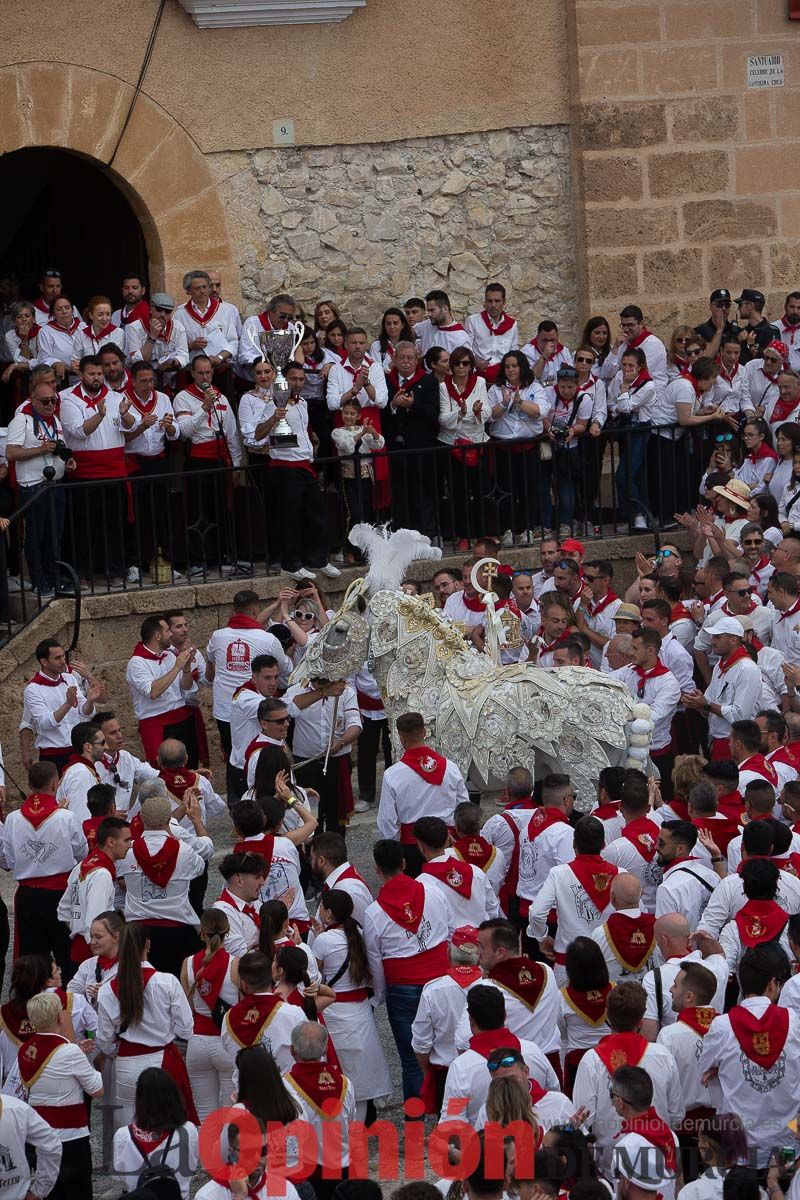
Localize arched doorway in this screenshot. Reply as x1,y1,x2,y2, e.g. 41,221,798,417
0,147,149,312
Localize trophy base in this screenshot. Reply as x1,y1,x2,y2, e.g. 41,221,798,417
270,433,299,447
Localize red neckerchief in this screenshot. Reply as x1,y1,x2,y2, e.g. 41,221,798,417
537,626,573,656
628,368,653,392
771,394,800,423
779,598,800,622
488,957,546,1011
460,591,488,613
27,670,66,687
334,863,369,887
78,848,115,883
82,322,117,342
233,835,274,874
400,746,447,786
708,589,724,606
0,1002,33,1045
563,983,613,1026
183,296,220,326
97,955,117,972
718,646,751,673
445,373,479,406
192,946,230,1013
72,383,109,411
588,590,619,617
129,1124,169,1156
257,311,277,333
734,899,789,947
667,797,689,819
124,382,157,417
692,815,740,857
568,854,619,911
747,442,778,463
528,805,569,839
677,1006,717,1037
627,328,654,350
218,887,261,927
110,964,157,999
469,1027,521,1059
634,660,671,684
678,370,704,399
225,992,283,1047
717,791,745,823
595,1031,648,1074
604,912,656,972
619,1107,677,1173
17,1032,69,1089
728,1003,789,1068
132,834,180,886
479,310,516,336
119,300,150,328
388,364,426,390
130,641,167,663
63,755,100,781
83,815,104,851
20,793,59,831
227,613,264,630
421,858,473,899
620,817,659,862
593,800,621,821
663,855,699,874
47,316,80,335
738,753,779,787
751,553,772,578
288,1060,347,1116
452,834,497,872
376,873,425,933
770,746,800,770
437,322,466,333
232,679,260,701
717,361,739,384
158,767,197,801
447,965,482,988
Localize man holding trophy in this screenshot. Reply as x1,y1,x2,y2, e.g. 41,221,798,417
247,317,341,581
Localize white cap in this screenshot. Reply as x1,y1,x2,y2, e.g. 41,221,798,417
710,616,746,637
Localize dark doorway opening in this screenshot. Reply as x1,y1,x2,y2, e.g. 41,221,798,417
0,147,149,314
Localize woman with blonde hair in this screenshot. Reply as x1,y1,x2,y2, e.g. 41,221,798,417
70,294,125,366
181,908,241,1121
667,325,696,381
668,754,708,820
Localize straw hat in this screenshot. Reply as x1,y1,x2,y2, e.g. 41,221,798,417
712,478,751,510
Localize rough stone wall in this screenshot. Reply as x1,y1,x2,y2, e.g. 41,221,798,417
214,125,579,344
573,0,800,335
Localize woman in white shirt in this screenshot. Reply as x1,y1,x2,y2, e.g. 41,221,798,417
181,907,240,1122
540,364,591,539
779,446,800,535
770,422,800,504
238,359,276,460
369,307,414,373
735,418,779,495
678,1113,751,1200
609,347,657,532
488,350,548,547
70,295,126,369
113,1066,199,1198
558,936,611,1095
575,344,608,536
2,301,39,385
36,295,81,383
438,347,491,551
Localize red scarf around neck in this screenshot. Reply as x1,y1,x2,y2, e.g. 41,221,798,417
728,1003,789,1068
288,1060,348,1116
595,1031,648,1074
469,1026,520,1059
568,855,619,911
184,296,220,326
132,833,180,886
718,646,751,674
445,373,479,406
488,958,546,1011
480,310,516,336
734,899,788,947
158,767,197,801
563,982,613,1026
227,613,264,630
620,1107,677,1173
527,805,569,839
130,641,167,663
192,946,230,1013
218,888,261,926
604,912,656,972
421,857,473,899
677,1006,717,1037
620,817,659,862
388,365,426,391
400,746,447,786
627,327,654,350
20,793,59,831
376,873,425,932
78,848,115,883
452,834,497,873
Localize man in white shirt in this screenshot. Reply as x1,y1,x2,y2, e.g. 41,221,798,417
125,614,199,765
213,851,265,957
221,951,305,1075
416,816,498,926
238,292,297,381
641,913,729,1038
308,831,373,929
601,305,669,397
377,711,469,876
610,1065,680,1200
206,590,290,763
414,289,472,358
23,638,100,774
517,773,577,915
0,1090,62,1200
574,559,621,667
327,326,388,417
122,360,180,583
464,283,519,382
698,820,800,937
285,677,362,834
56,721,107,827
227,653,280,803
613,628,681,789
601,776,663,913
94,709,159,814
125,291,189,373
757,709,800,790
5,377,73,596
656,960,723,1130
681,617,763,759
655,822,720,928
172,270,238,368
59,354,135,584
110,274,149,330
283,1021,356,1184
638,599,694,694
521,320,574,386
769,570,800,667
699,943,800,1167
590,873,656,982
58,815,131,963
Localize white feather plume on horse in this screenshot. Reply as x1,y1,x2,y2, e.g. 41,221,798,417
347,524,442,594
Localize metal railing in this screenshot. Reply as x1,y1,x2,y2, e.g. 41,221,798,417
0,421,712,643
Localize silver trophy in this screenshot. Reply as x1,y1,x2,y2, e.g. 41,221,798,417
248,320,305,446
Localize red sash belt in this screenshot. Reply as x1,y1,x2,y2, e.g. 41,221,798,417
70,446,127,480
292,918,311,935
356,691,384,713
118,1039,167,1057
17,873,71,892
650,738,676,758
270,459,317,476
193,1013,220,1037
118,1039,199,1124
140,918,184,928
138,705,194,765
554,951,567,965
383,942,449,986
189,440,231,463
334,988,370,1003
34,1102,88,1129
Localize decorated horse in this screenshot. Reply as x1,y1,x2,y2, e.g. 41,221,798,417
292,526,652,809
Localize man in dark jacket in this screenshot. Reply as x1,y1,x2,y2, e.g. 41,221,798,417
385,340,440,537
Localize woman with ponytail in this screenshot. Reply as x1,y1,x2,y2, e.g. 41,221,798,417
97,922,196,1128
313,889,392,1121
272,945,335,1018
68,910,125,1006
258,899,320,982
180,908,241,1121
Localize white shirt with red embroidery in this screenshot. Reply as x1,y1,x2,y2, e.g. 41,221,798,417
464,311,520,365
377,757,469,841
517,817,576,903
452,964,562,1055
172,299,238,361
326,355,388,411
172,385,243,466
414,319,473,358
59,383,127,457
23,671,94,751
57,856,116,944
71,323,126,363
206,624,289,722
602,829,663,913
125,317,190,369
590,907,657,982
698,868,800,937
123,388,179,459
527,861,621,969
362,880,452,1006
4,1036,102,1142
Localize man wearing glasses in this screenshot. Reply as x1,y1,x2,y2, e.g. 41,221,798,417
738,523,774,597
692,571,773,684
6,377,75,595
244,697,292,789
237,292,298,384
601,305,669,397
125,291,189,373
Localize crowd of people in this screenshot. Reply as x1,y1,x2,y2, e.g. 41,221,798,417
4,270,800,602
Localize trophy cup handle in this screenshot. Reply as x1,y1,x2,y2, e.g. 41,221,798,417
288,320,306,359
247,323,266,361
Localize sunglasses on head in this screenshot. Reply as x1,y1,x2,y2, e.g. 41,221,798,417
714,433,734,443
487,1054,520,1073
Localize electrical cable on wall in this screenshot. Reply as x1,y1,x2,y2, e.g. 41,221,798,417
106,0,168,168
